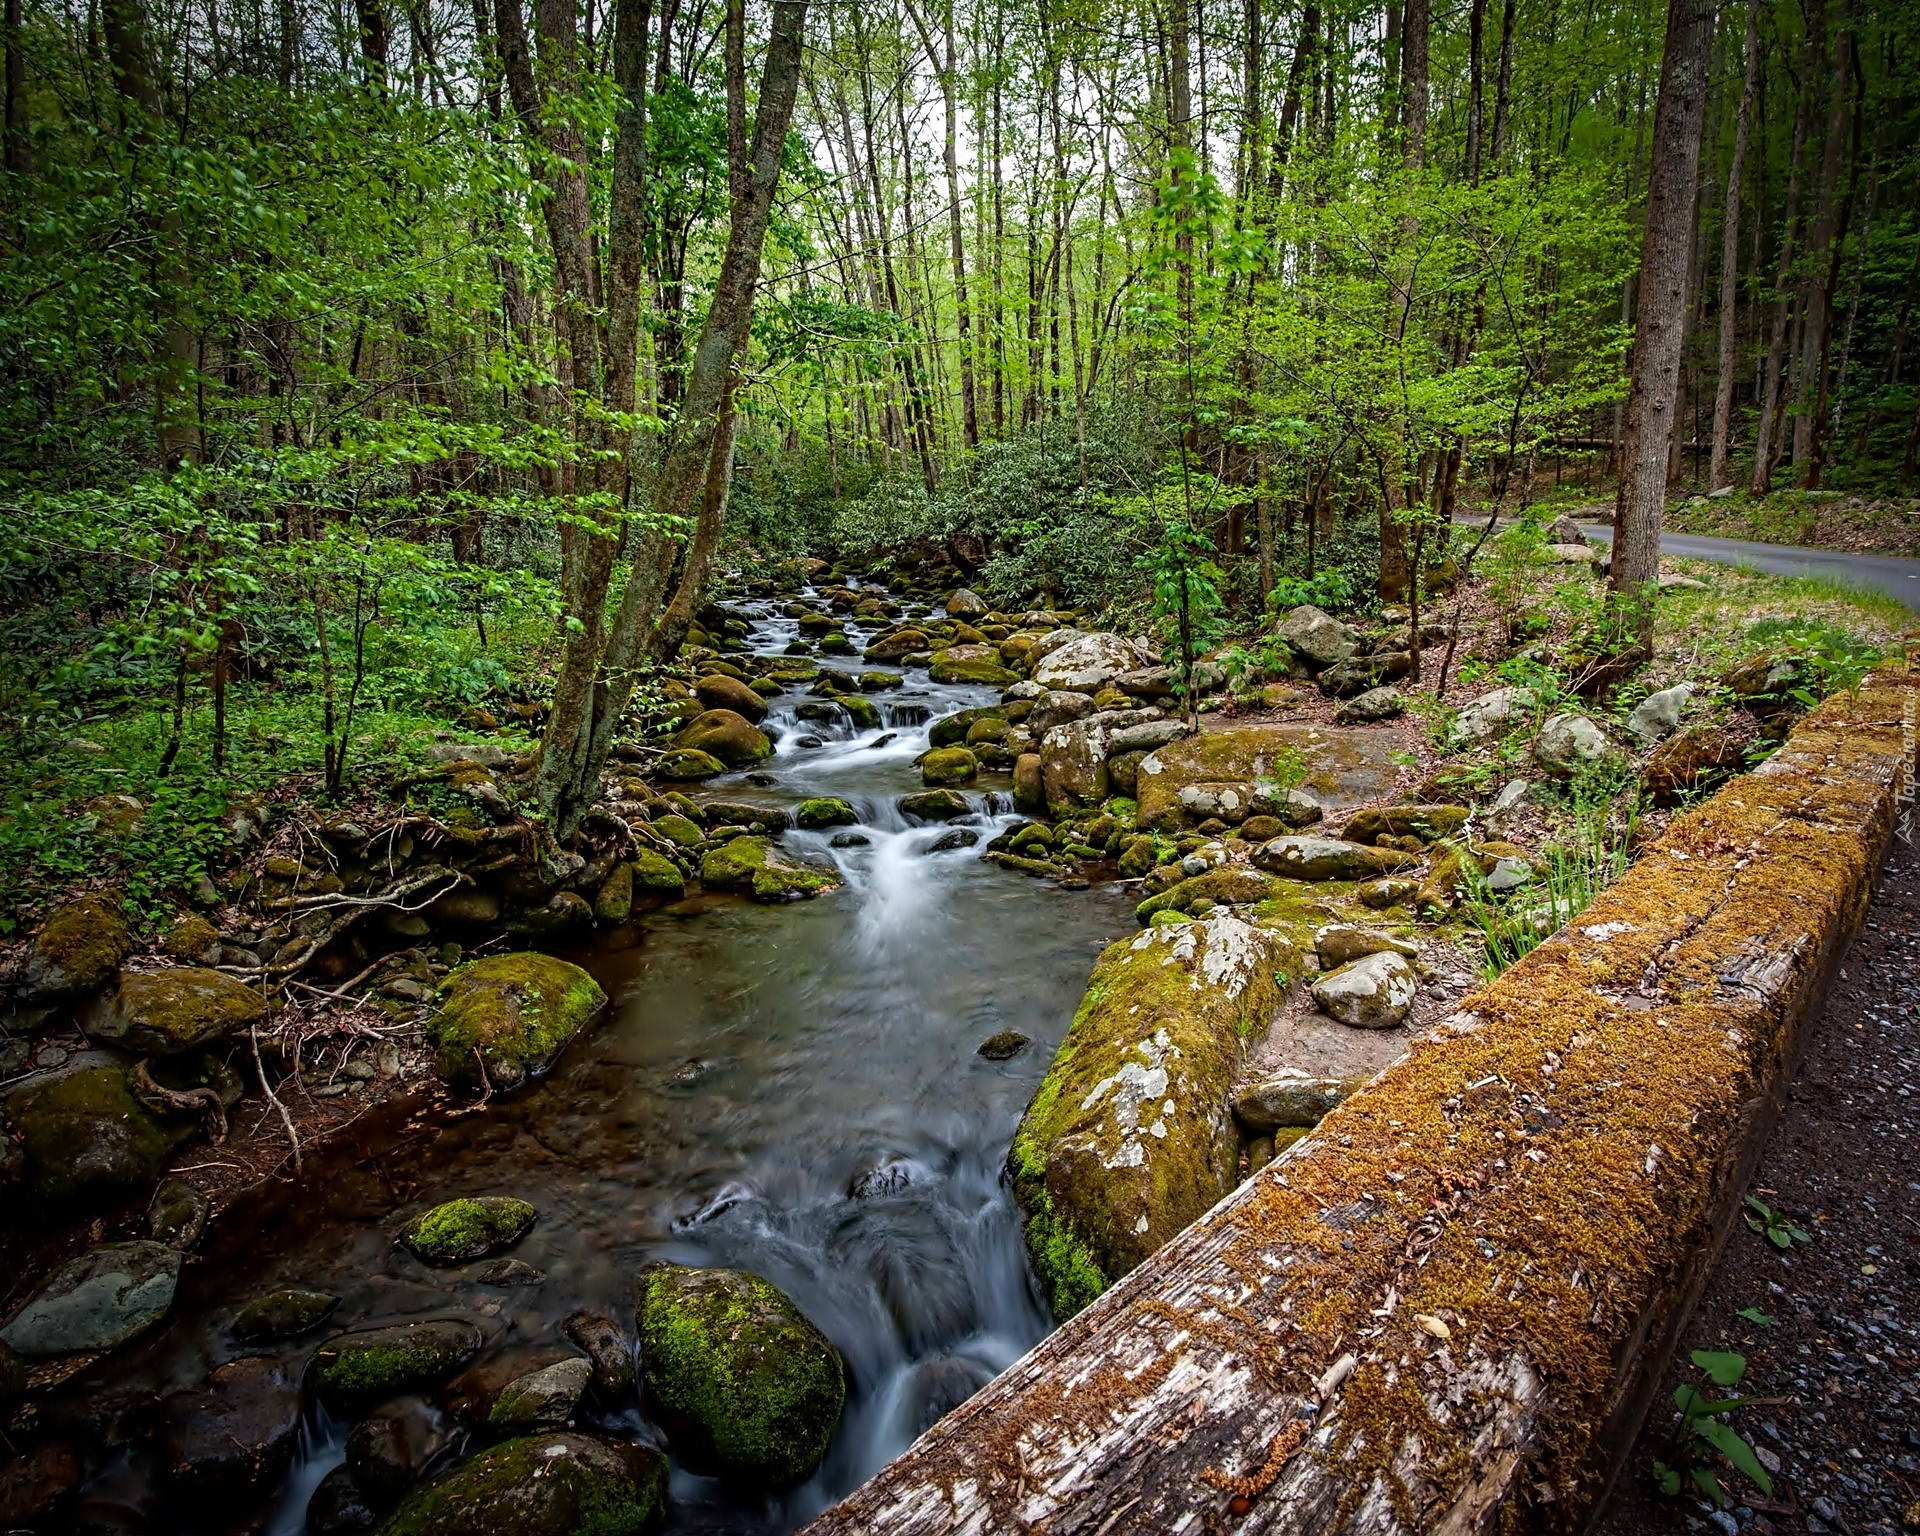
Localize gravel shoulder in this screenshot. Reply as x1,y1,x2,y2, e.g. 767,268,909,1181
1600,837,1920,1536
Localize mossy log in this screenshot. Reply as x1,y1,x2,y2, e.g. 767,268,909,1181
798,670,1917,1536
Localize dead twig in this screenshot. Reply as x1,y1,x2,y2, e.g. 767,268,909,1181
250,1020,302,1175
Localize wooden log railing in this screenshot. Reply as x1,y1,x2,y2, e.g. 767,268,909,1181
800,672,1917,1536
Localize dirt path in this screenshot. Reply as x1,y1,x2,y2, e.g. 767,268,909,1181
1600,838,1920,1536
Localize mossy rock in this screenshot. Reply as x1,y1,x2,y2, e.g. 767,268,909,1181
1134,724,1399,831
794,797,858,831
162,914,220,964
638,1265,845,1488
400,1196,537,1264
651,813,704,848
6,1058,184,1202
1116,834,1158,878
23,892,132,1002
631,849,686,897
699,838,838,902
234,1288,339,1342
672,709,773,768
309,1319,483,1404
928,652,1018,686
1339,804,1470,846
1010,912,1293,1320
656,749,725,780
375,1431,666,1536
920,746,979,786
431,953,606,1093
90,966,269,1057
929,707,1006,749
1133,866,1283,924
898,789,969,821
837,694,881,729
592,864,634,923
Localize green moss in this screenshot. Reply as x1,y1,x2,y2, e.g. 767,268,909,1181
630,848,685,896
431,952,606,1091
376,1433,666,1536
656,749,725,780
400,1196,537,1263
8,1061,178,1201
1133,866,1282,923
27,892,132,997
794,797,858,830
700,836,769,887
920,746,978,785
652,813,704,847
1021,1195,1110,1320
928,653,1017,685
639,1266,845,1488
310,1320,481,1402
929,707,1005,749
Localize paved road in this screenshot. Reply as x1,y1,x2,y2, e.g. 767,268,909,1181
1576,521,1920,612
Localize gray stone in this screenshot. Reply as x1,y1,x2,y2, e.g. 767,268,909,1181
1550,514,1586,544
1114,666,1176,698
1276,605,1357,669
562,1310,634,1401
1232,1072,1357,1133
1317,651,1411,698
1027,689,1098,735
1310,951,1417,1029
1251,835,1417,882
422,742,511,766
1276,789,1325,828
158,1354,302,1501
1,1240,181,1357
1626,682,1693,745
945,588,988,617
1105,719,1188,756
489,1355,592,1429
1487,857,1533,892
1335,686,1405,725
1040,719,1109,812
1003,680,1044,701
1490,778,1531,814
1451,686,1537,745
1534,712,1621,778
1176,782,1258,823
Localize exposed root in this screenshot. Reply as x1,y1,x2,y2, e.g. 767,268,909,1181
131,1058,228,1143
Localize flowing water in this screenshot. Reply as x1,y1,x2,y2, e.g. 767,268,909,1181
55,590,1135,1535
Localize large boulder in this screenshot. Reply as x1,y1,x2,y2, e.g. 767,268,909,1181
1231,1071,1363,1134
1026,689,1097,736
1,1240,182,1357
638,1265,846,1487
1316,650,1411,698
919,746,979,786
22,893,132,1003
90,967,268,1055
1105,718,1187,756
1135,724,1399,832
1275,605,1357,670
158,1355,303,1505
1534,712,1623,778
309,1320,483,1405
1010,911,1291,1320
375,1433,667,1536
1032,632,1149,694
1039,720,1108,813
693,674,767,723
899,789,969,821
672,709,772,768
429,953,606,1092
1251,836,1419,882
945,588,988,617
928,645,1016,686
699,837,838,901
793,797,857,830
1309,950,1417,1029
5,1055,185,1202
399,1196,537,1264
1335,686,1405,725
928,706,1006,748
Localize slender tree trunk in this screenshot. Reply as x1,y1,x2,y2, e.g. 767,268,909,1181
1751,10,1815,494
1490,0,1516,163
1613,0,1716,646
1790,4,1852,480
1708,0,1758,492
5,0,26,174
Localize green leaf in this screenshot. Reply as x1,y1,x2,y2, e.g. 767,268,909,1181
1693,1420,1773,1497
1690,1351,1748,1388
1653,1462,1681,1497
1691,1466,1728,1507
1736,1307,1775,1327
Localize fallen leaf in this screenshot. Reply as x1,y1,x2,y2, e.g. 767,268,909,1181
1414,1313,1452,1341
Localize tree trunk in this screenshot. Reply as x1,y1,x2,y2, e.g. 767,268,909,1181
1789,5,1852,480
1708,0,1758,492
536,0,810,836
1751,9,1815,494
1612,0,1716,645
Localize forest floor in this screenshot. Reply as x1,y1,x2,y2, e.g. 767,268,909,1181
1601,836,1920,1536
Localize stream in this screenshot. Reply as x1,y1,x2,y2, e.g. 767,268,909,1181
54,588,1135,1534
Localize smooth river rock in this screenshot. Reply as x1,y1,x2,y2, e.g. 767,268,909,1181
1310,950,1417,1029
2,1240,182,1357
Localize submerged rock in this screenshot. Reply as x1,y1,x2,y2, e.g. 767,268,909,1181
1,1240,182,1357
374,1433,667,1536
489,1356,592,1430
347,1395,454,1507
1010,912,1291,1321
307,1465,379,1535
309,1319,483,1405
561,1310,634,1401
638,1264,845,1488
233,1287,339,1342
429,953,605,1093
399,1196,537,1264
159,1354,302,1505
148,1177,210,1250
976,1030,1030,1061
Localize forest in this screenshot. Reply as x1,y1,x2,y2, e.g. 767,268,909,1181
2,0,1920,1529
